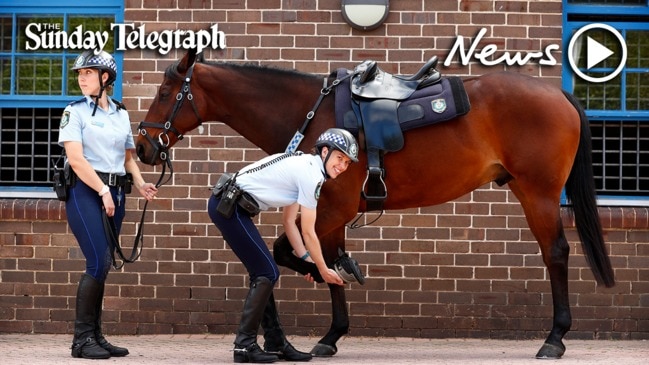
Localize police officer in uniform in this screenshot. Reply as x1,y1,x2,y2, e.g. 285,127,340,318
208,128,359,363
58,50,158,359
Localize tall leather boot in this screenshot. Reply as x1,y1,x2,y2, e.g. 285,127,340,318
233,277,278,364
71,274,111,359
94,281,129,357
262,294,312,362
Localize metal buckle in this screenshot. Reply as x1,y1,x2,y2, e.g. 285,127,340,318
108,174,117,186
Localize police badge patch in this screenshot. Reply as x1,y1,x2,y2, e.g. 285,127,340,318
314,180,323,200
74,55,86,68
431,98,447,114
60,111,70,129
349,142,358,158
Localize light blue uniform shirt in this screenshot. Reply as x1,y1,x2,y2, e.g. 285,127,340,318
235,153,326,211
58,96,134,175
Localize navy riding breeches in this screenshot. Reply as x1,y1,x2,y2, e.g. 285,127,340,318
66,181,125,283
208,195,280,284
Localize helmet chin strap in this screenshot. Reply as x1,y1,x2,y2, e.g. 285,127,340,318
90,71,106,117
321,147,334,179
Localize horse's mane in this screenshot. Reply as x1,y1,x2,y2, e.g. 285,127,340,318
165,58,321,82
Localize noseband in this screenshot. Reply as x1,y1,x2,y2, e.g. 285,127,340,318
137,63,204,162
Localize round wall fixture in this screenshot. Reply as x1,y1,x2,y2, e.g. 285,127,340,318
341,0,390,31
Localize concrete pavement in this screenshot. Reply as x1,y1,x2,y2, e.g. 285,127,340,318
1,334,647,364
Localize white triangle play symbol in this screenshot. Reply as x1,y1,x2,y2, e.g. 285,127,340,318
587,36,614,69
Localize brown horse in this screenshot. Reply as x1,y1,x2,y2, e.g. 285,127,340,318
135,49,614,359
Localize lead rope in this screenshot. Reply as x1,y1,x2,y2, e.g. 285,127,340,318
104,157,173,269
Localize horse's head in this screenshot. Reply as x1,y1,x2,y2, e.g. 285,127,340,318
136,49,205,165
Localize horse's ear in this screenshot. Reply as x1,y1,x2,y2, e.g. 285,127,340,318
178,48,198,73
196,52,205,63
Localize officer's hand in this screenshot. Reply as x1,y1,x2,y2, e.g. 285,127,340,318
102,193,115,217
321,268,344,286
303,273,315,283
138,182,158,202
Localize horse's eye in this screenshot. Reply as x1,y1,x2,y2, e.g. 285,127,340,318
158,88,171,100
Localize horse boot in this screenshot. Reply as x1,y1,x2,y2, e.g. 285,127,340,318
262,294,312,362
94,281,129,357
233,276,279,363
71,274,111,359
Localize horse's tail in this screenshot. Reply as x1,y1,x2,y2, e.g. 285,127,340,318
563,90,615,288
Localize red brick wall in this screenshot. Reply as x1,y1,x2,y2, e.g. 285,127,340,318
1,0,648,340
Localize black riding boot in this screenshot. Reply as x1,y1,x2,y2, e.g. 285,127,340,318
94,281,129,357
71,274,111,359
234,277,278,364
262,294,312,362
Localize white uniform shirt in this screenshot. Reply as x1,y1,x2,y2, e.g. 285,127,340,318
58,96,134,175
235,153,326,211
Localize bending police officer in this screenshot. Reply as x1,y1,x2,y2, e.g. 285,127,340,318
208,128,359,363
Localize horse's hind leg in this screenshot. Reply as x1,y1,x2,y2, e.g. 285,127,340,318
535,227,571,359
508,182,571,359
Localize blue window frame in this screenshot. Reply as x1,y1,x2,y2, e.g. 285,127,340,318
0,0,124,198
562,0,649,206
0,0,124,108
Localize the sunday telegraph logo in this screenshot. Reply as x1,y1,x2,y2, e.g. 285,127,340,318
24,23,226,55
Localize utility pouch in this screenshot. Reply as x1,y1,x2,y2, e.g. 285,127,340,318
52,151,73,201
52,165,68,201
216,181,241,219
212,172,234,197
124,173,133,194
238,192,260,216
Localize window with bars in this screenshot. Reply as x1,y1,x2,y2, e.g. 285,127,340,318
0,1,122,198
0,107,63,183
563,0,649,205
590,120,649,195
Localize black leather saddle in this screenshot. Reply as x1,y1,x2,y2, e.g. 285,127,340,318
351,56,441,100
347,57,443,210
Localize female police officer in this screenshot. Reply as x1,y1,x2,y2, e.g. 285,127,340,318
59,50,158,359
208,128,358,363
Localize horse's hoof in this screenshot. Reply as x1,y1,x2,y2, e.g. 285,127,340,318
535,342,565,359
310,343,337,357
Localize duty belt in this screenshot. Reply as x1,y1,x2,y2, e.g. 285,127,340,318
96,171,129,187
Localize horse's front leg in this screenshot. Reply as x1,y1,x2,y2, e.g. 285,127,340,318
536,231,572,359
272,228,349,357
273,233,324,281
310,283,348,356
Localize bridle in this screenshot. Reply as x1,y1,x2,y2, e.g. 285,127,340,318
137,62,204,167
117,62,204,268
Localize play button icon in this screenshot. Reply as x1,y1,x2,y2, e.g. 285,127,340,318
567,23,627,83
586,36,614,69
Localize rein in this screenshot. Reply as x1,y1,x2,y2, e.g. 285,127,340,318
103,155,173,269
110,62,203,269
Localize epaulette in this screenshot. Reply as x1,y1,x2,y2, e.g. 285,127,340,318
68,97,86,106
111,98,127,111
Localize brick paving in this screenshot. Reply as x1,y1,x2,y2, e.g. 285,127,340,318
1,334,647,364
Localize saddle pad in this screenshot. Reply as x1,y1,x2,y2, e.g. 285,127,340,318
397,76,470,132
334,69,471,136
